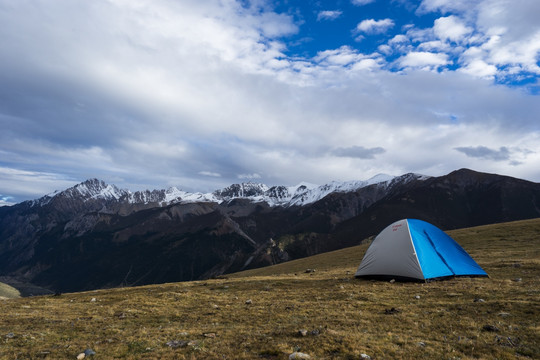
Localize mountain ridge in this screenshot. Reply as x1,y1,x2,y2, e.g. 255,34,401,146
20,173,407,210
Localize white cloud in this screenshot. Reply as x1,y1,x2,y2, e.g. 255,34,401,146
387,34,412,54
351,0,376,5
356,19,395,34
0,0,540,203
486,32,540,75
405,27,434,43
317,10,342,21
455,146,510,161
417,0,470,14
417,40,450,52
351,58,381,71
459,59,498,78
398,51,450,69
389,35,408,44
198,171,222,177
332,146,386,159
238,173,262,180
314,46,373,67
354,34,365,42
378,44,393,55
0,196,16,207
0,167,77,199
434,15,472,42
417,0,540,80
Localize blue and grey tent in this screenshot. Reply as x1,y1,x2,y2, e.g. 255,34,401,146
355,219,488,281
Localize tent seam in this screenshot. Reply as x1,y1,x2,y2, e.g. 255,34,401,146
406,219,425,281
422,229,455,276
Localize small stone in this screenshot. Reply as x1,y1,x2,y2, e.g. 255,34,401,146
203,332,216,338
166,340,188,348
179,332,189,336
77,353,85,360
506,336,518,347
482,324,500,332
212,304,219,309
310,329,320,336
84,349,96,356
414,295,421,299
360,354,371,360
417,342,426,347
289,352,311,359
298,329,308,337
90,298,96,302
245,299,252,304
498,312,511,317
512,278,522,282
474,298,485,303
5,332,15,339
114,312,127,319
389,279,396,283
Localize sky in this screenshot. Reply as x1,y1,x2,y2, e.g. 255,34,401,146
1,0,540,205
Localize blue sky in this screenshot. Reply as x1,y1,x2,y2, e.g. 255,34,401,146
275,0,439,58
1,0,540,205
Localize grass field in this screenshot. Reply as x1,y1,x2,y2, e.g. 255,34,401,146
1,218,539,359
0,282,20,300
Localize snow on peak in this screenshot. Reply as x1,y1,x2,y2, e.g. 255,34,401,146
27,173,431,209
65,178,127,201
213,182,270,200
164,186,219,204
366,173,395,184
163,187,184,203
286,175,399,207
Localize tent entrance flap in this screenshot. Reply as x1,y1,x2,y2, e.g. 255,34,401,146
423,229,455,276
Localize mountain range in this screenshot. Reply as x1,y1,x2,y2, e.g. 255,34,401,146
1,168,539,294
24,173,398,209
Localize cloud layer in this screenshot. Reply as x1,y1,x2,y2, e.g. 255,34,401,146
0,0,539,203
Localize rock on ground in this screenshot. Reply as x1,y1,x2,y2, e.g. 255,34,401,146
289,352,311,359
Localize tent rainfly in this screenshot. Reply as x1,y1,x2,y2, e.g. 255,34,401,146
355,219,488,281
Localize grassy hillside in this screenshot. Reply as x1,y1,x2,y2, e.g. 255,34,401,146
0,218,539,359
0,282,20,299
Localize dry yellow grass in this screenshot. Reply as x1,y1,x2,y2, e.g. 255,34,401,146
0,282,20,300
0,218,539,359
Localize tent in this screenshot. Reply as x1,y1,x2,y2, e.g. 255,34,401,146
355,219,488,281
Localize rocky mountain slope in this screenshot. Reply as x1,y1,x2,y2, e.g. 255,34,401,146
0,169,539,293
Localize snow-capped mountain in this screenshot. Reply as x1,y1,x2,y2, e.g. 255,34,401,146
26,174,414,209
